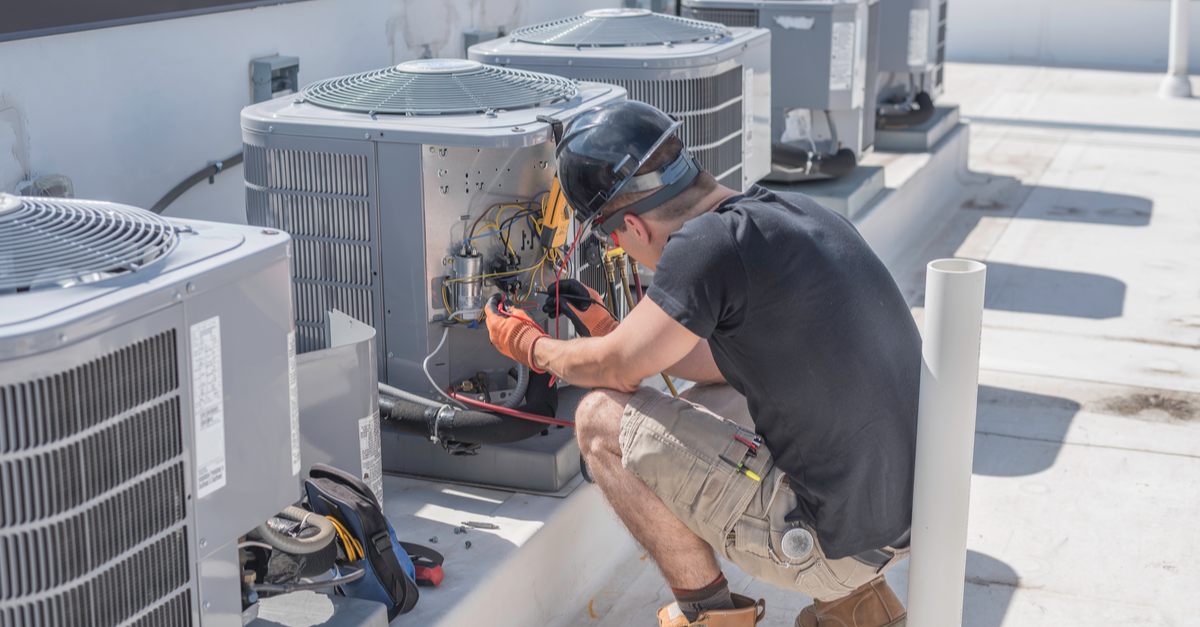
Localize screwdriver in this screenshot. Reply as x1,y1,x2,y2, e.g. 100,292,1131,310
718,455,762,482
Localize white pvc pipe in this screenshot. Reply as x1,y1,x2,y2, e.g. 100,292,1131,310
1159,0,1193,98
907,259,987,627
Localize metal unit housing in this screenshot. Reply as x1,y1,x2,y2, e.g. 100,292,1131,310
0,198,299,626
296,310,382,504
468,11,772,191
240,64,624,398
877,0,946,101
680,0,873,157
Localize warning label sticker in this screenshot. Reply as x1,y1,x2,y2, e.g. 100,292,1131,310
191,316,226,499
287,331,301,476
908,9,930,67
829,21,856,91
359,411,384,505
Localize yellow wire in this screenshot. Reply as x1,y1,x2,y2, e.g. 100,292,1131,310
326,516,364,561
445,250,549,284
441,284,473,324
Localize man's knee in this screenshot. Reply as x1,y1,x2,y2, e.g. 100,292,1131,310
575,388,632,460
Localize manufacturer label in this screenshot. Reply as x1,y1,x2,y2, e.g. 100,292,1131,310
908,9,930,67
287,330,301,476
359,411,384,504
743,67,754,161
829,21,856,91
191,316,226,498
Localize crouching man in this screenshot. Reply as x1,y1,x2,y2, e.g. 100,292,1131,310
486,101,919,627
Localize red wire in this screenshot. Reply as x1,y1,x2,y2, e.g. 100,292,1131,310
447,390,575,427
554,226,587,340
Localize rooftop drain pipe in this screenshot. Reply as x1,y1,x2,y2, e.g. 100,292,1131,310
1159,0,1193,98
907,259,987,627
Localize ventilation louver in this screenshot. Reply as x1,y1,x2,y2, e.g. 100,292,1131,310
0,194,178,293
300,59,580,115
510,8,729,47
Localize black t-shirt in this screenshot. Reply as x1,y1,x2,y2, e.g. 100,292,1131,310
647,185,920,559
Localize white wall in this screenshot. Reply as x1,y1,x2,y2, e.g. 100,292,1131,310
947,0,1200,71
0,0,616,224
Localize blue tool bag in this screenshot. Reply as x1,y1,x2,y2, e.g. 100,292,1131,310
305,464,441,619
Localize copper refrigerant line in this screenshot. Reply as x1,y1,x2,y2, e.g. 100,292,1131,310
605,249,678,398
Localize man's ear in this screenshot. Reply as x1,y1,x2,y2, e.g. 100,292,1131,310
623,213,653,245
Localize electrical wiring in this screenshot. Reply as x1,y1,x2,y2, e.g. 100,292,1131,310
470,201,540,238
554,226,588,338
444,250,549,284
254,564,366,594
425,319,470,409
441,286,477,324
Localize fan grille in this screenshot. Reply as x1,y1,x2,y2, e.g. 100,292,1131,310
0,195,178,292
510,9,729,47
301,60,580,115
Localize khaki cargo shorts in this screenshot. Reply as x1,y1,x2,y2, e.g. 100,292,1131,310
619,383,908,602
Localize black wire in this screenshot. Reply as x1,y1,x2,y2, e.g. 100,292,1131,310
497,208,539,254
535,291,616,319
151,151,244,214
254,563,366,594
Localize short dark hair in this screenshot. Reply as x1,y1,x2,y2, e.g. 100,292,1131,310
599,137,718,230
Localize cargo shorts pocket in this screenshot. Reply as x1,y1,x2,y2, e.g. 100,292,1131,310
620,388,770,535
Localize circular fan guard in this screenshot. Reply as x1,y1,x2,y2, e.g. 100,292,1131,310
301,60,580,115
0,195,178,292
510,9,729,47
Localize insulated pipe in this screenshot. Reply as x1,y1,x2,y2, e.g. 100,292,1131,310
254,505,337,555
1159,0,1193,98
877,92,936,129
380,370,560,444
501,364,530,409
907,259,987,627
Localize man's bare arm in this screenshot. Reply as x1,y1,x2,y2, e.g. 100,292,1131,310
664,340,725,384
533,298,701,392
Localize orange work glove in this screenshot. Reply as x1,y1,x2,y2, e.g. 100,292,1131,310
485,295,549,372
541,279,619,338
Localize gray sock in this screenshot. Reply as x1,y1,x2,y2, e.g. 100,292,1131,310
672,573,734,621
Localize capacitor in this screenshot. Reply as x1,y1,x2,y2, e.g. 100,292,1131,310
453,245,484,315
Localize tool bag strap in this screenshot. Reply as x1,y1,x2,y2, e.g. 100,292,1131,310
401,542,444,587
309,463,381,509
369,530,420,613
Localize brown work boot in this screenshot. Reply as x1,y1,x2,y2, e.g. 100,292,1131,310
658,593,766,626
795,577,905,627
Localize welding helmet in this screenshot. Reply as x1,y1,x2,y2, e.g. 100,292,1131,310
555,100,701,240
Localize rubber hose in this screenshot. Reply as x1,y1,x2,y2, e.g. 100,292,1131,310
381,370,559,444
501,364,529,409
379,381,444,409
877,91,935,129
254,506,336,555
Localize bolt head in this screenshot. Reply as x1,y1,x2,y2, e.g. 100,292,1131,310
186,282,196,293
199,538,207,548
387,352,394,358
58,333,68,343
261,229,278,235
174,292,183,302
203,601,212,610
